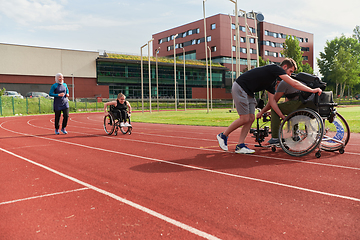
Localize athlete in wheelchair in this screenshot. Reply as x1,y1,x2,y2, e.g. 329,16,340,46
252,72,350,158
103,93,132,135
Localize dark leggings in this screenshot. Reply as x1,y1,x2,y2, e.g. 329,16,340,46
113,109,127,122
54,108,69,130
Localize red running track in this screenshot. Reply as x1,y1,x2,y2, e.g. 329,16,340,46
0,112,359,239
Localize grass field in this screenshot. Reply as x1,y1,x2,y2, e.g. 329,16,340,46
131,106,360,133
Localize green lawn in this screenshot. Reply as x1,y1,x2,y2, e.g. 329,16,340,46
131,106,360,133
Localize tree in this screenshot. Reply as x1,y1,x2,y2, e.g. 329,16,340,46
0,88,5,96
353,25,360,43
258,56,270,66
281,35,314,73
317,35,360,97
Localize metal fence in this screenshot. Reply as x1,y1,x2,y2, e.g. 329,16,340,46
0,96,235,116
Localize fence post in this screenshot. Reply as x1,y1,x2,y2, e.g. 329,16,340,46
12,97,15,115
26,98,28,114
0,97,2,116
39,98,41,113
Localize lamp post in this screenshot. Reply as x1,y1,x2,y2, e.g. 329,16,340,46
140,43,148,113
203,0,209,113
229,0,240,78
156,47,160,111
71,73,74,102
148,38,154,113
173,33,178,111
228,14,234,111
208,46,213,111
183,47,186,111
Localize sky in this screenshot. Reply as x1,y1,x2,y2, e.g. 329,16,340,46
0,0,359,74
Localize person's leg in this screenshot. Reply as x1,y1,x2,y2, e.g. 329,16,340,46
270,100,303,139
61,108,69,134
217,82,249,151
54,110,61,131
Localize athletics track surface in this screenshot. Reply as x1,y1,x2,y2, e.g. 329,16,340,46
0,112,359,239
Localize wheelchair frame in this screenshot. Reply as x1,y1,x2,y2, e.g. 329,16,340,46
103,111,132,136
251,92,350,158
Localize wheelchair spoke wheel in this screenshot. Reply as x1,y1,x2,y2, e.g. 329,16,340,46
120,119,132,134
104,114,115,135
321,112,350,152
279,109,324,157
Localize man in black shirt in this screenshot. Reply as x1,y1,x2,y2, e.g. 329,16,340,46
216,58,322,154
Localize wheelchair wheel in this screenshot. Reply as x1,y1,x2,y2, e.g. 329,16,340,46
120,118,131,135
279,109,324,157
104,113,115,135
321,112,350,152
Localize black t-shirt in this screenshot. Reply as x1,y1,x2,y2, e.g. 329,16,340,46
114,99,127,111
235,64,286,97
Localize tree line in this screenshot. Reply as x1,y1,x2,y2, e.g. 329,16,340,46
261,25,360,98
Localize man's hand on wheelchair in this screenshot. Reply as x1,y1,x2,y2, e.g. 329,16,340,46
104,112,109,116
313,88,322,96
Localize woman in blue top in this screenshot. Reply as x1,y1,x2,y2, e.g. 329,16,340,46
49,73,69,135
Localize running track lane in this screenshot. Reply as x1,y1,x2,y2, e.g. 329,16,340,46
0,112,359,239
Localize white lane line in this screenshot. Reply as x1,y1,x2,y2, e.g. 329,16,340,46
0,188,89,206
2,123,360,203
25,119,360,172
0,147,220,240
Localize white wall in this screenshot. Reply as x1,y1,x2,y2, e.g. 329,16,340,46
0,43,98,78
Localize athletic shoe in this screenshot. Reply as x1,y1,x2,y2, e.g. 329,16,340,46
267,138,279,145
120,122,125,127
61,128,68,134
55,129,59,135
124,122,132,127
235,143,255,154
217,133,228,151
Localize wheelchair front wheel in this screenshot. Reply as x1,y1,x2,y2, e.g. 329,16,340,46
321,112,350,152
120,119,132,135
279,109,324,157
104,113,115,135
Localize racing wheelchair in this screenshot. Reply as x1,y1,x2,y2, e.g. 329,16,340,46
251,73,350,158
103,106,132,135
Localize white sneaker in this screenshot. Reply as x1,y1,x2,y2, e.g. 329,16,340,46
235,144,255,154
124,123,132,127
120,122,125,127
217,133,228,151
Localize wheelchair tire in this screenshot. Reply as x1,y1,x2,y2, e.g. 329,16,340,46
120,118,131,135
321,112,350,152
279,109,324,157
104,113,115,135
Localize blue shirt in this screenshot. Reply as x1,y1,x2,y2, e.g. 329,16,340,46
49,83,69,111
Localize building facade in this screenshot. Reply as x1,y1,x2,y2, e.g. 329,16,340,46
0,43,108,99
152,13,314,87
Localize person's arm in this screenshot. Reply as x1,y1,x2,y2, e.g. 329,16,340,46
49,84,58,97
267,92,286,120
256,92,283,119
65,83,69,97
280,74,322,95
104,101,117,114
127,101,132,115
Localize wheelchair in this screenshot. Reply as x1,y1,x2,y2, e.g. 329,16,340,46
103,106,132,135
251,91,350,158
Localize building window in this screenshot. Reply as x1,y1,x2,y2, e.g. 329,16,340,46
192,39,196,45
231,23,235,30
182,32,187,38
232,46,236,52
303,56,308,61
211,23,216,30
305,38,309,42
159,39,163,44
167,46,171,51
234,35,236,41
265,50,269,56
249,38,255,44
241,37,245,43
265,30,269,36
207,36,211,42
211,46,217,52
